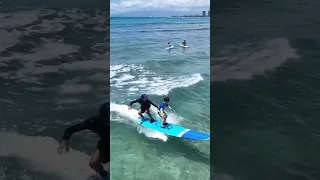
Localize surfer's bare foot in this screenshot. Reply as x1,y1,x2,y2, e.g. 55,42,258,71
161,124,165,128
150,119,155,123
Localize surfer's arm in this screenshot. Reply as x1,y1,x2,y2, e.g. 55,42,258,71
129,99,138,106
149,100,158,108
62,117,96,140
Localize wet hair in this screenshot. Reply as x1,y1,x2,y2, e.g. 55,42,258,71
164,96,170,102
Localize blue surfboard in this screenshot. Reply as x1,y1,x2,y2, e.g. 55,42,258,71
136,118,210,140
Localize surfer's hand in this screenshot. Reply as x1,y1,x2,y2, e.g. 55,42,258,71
57,140,69,154
128,106,132,110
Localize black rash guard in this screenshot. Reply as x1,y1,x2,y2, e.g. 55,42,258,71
129,98,158,108
62,115,110,163
62,115,109,142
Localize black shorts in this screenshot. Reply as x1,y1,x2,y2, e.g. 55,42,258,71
140,104,151,113
97,140,109,164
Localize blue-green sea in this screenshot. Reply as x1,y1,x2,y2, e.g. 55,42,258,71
110,17,210,180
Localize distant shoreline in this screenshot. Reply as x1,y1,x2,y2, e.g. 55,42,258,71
171,16,209,18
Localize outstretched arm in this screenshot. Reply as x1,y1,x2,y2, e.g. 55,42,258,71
62,118,93,141
129,99,138,106
149,100,158,108
58,116,99,154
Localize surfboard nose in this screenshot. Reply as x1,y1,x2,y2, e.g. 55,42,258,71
180,130,210,140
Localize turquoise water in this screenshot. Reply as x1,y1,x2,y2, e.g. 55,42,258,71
110,17,210,179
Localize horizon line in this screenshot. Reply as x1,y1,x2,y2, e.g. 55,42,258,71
111,9,210,15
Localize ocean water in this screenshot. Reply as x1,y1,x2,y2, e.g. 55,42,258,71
110,17,210,179
211,0,320,180
0,6,109,180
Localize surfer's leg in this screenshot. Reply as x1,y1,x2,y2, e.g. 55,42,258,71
145,108,155,122
89,150,108,178
161,112,167,128
99,140,110,178
89,141,109,178
163,112,167,123
138,108,144,118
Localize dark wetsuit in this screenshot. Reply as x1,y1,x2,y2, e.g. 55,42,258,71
62,115,110,163
129,98,157,113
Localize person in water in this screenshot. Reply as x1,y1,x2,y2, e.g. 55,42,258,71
167,42,171,47
158,96,171,128
181,40,187,46
128,94,158,123
57,102,110,179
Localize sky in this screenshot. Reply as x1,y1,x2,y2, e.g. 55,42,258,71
110,0,210,15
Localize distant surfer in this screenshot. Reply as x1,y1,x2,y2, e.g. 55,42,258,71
167,42,172,48
128,94,158,123
157,96,171,128
57,103,110,179
181,40,187,46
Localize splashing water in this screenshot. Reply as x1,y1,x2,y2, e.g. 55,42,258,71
110,103,183,142
110,64,203,95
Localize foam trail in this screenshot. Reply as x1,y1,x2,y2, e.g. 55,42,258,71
0,132,109,180
110,103,185,141
110,64,204,95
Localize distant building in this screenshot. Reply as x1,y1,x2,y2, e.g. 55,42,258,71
202,11,206,16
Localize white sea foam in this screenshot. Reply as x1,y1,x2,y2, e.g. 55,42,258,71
110,64,203,95
110,103,184,141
